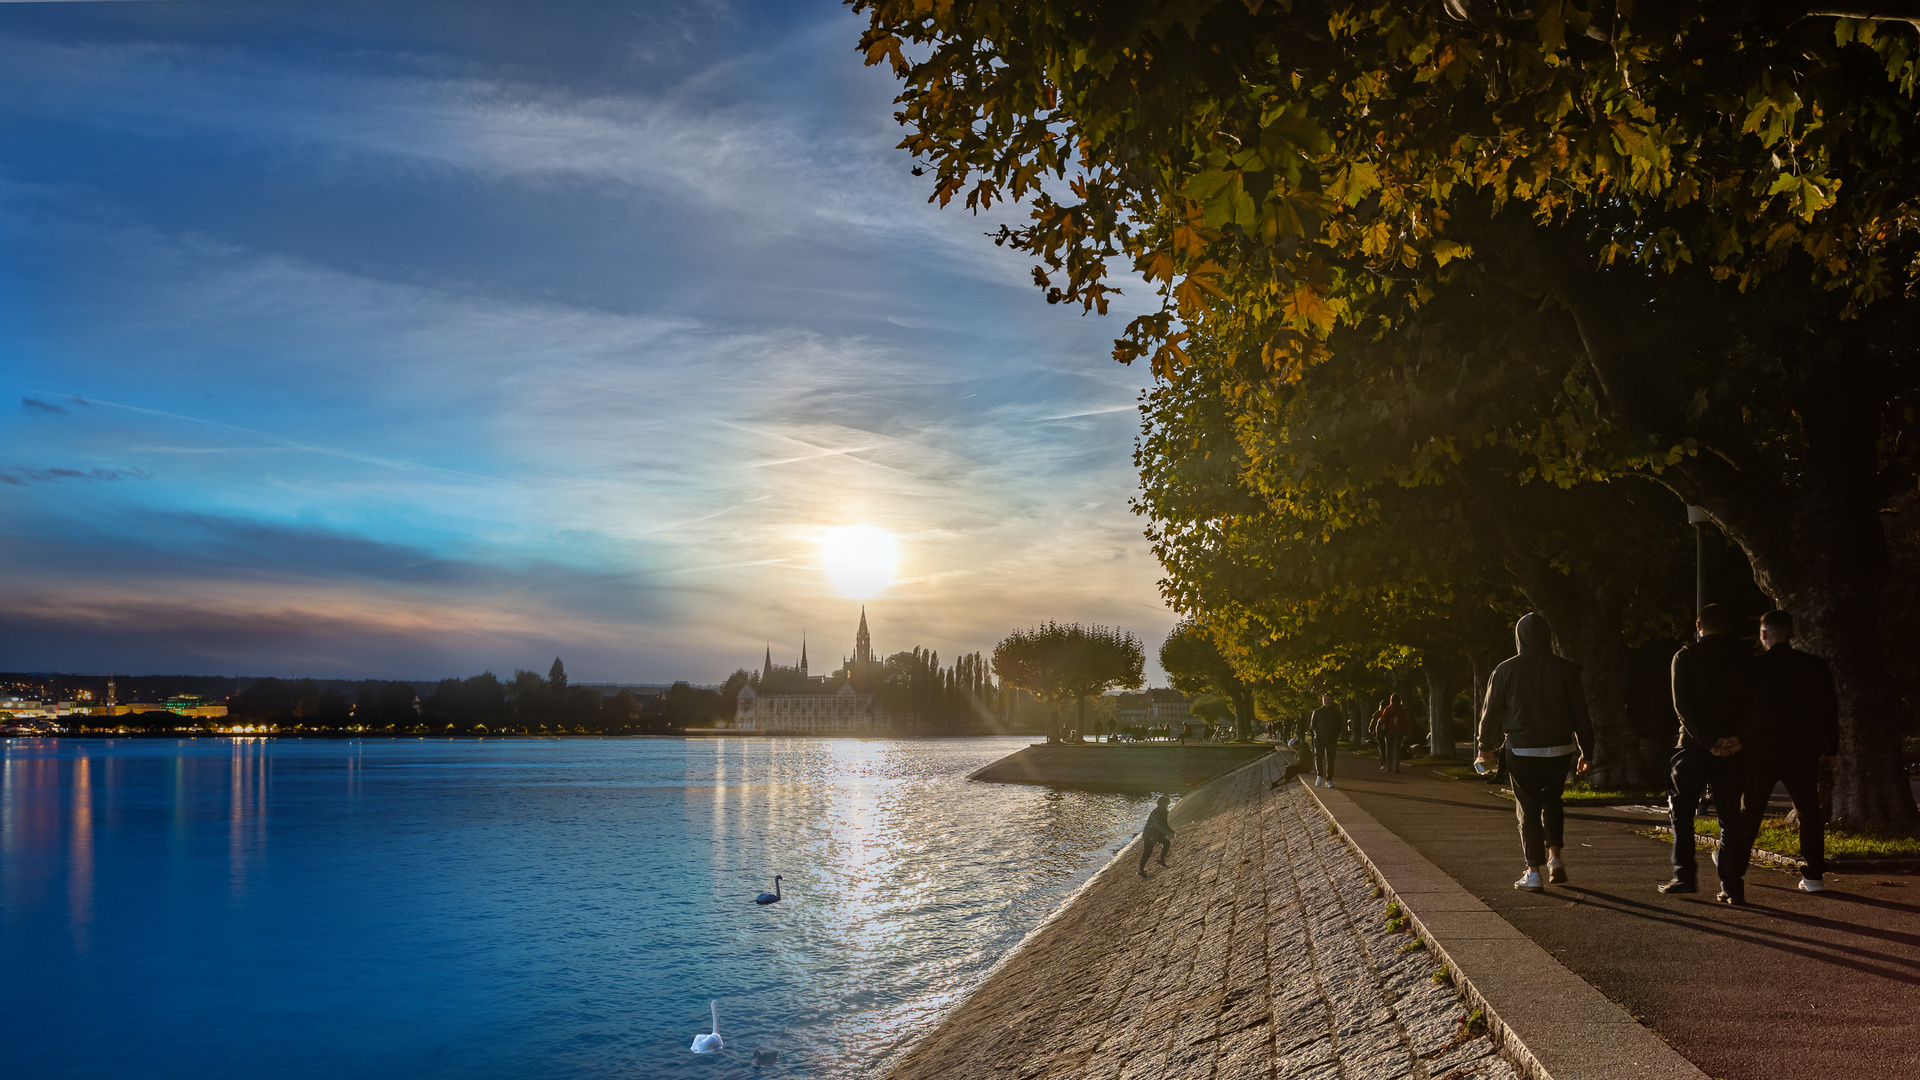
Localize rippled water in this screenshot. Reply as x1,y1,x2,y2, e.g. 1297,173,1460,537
0,737,1152,1079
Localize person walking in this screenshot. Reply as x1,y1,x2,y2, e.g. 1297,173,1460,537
1368,699,1388,766
1739,609,1839,893
1137,794,1174,876
1377,695,1411,773
1663,603,1759,904
1477,613,1593,892
1309,692,1343,788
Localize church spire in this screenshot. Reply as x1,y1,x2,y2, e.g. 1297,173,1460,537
762,644,772,683
855,606,872,664
800,634,809,676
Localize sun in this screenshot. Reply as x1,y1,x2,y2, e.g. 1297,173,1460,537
820,526,899,598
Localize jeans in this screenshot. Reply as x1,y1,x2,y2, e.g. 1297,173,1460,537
1670,745,1751,890
1742,751,1826,879
1139,831,1171,871
1311,733,1338,781
1509,753,1573,868
1382,732,1403,771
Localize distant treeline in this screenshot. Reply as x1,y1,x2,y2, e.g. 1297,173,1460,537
220,658,721,734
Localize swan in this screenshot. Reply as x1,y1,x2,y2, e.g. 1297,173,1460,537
754,875,782,905
690,1001,723,1054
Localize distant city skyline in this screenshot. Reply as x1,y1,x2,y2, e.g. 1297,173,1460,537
0,1,1176,683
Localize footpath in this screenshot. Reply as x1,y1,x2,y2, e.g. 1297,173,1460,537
1318,749,1920,1080
883,755,1519,1080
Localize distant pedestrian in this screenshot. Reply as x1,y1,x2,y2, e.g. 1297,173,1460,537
1376,695,1411,773
1138,795,1174,875
1309,693,1343,788
1368,698,1389,763
1740,610,1839,894
1477,613,1593,892
1664,604,1759,905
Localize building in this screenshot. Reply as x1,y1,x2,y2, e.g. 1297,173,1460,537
734,608,890,734
1115,689,1193,727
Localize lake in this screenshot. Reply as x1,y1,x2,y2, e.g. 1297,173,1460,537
0,736,1152,1079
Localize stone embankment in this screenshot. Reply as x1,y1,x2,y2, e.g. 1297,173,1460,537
884,756,1516,1080
968,743,1274,792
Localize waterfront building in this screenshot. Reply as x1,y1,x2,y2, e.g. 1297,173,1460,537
734,609,890,734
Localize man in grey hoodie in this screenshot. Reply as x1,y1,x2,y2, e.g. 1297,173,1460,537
1477,613,1594,892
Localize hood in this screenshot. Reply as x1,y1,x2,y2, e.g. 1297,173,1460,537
1515,613,1552,655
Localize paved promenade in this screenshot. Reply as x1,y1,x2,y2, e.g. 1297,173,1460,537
1322,750,1920,1080
883,756,1518,1080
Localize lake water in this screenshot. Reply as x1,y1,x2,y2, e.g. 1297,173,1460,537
0,736,1152,1079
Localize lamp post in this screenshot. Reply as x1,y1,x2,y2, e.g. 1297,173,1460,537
1686,505,1709,633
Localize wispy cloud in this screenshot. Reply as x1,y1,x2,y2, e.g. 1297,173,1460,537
0,2,1177,681
0,465,152,485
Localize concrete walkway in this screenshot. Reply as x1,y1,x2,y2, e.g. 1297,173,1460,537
882,755,1517,1080
1321,750,1920,1080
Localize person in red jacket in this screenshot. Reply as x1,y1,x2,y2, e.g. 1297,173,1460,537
1374,695,1411,773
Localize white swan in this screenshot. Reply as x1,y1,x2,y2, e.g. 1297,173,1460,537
690,1001,723,1054
754,875,782,905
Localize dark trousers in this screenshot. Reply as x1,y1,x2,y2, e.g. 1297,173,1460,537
1509,753,1573,867
1139,830,1171,871
1382,732,1403,771
1311,732,1339,780
1742,752,1826,879
1670,745,1752,890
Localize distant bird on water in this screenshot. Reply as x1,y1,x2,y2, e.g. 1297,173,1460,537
754,875,783,905
690,1001,723,1054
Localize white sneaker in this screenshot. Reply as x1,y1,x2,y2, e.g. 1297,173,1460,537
1546,857,1567,885
1799,877,1826,893
1323,779,1333,788
1514,869,1544,892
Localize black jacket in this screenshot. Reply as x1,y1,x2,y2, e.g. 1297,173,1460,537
1309,703,1344,739
1670,632,1759,750
1144,803,1174,839
1751,642,1839,759
1478,614,1594,755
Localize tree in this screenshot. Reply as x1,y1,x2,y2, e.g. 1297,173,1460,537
855,2,1920,825
231,677,292,722
994,622,1144,742
1160,621,1257,741
548,657,568,692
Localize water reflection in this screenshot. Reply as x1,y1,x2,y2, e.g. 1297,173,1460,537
0,737,1147,1080
69,751,91,950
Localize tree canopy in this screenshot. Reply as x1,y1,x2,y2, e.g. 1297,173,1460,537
994,621,1145,741
857,0,1920,826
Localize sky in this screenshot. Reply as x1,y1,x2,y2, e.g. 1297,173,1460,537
0,0,1176,684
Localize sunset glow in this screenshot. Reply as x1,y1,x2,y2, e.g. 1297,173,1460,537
820,526,899,599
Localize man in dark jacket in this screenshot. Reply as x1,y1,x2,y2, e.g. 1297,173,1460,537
1138,794,1175,875
1477,613,1594,892
1664,604,1759,904
1740,609,1840,893
1309,693,1344,788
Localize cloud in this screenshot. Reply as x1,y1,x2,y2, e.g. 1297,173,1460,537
20,396,66,414
0,465,152,485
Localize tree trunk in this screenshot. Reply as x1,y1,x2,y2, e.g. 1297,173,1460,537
1670,387,1919,829
1231,686,1255,741
1423,662,1455,759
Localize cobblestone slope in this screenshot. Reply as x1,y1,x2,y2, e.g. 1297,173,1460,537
880,758,1518,1080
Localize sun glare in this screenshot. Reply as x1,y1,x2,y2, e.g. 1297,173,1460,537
820,526,899,598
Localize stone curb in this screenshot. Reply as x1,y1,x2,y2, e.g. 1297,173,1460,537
1302,781,1710,1080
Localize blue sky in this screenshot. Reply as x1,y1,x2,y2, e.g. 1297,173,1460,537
0,0,1174,683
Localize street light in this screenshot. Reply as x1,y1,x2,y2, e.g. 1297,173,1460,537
1686,504,1709,631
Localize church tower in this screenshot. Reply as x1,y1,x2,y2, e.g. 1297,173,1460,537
800,635,809,678
762,645,772,683
855,606,872,664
